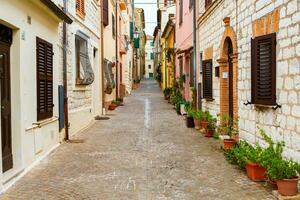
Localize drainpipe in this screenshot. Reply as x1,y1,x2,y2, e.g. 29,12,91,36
100,0,105,114
193,0,197,109
115,2,119,99
63,0,69,141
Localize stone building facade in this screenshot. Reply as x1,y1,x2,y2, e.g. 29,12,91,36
61,0,102,136
197,0,300,161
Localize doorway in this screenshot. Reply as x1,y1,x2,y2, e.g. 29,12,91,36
225,38,234,118
0,24,13,172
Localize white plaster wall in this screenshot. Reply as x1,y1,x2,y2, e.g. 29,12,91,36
0,0,62,191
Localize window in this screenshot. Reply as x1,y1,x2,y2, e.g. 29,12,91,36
76,0,85,18
179,0,183,25
36,37,53,121
251,33,276,105
75,35,94,85
112,14,115,39
148,65,151,69
205,0,212,9
202,59,213,100
150,41,154,47
189,52,194,87
103,0,109,26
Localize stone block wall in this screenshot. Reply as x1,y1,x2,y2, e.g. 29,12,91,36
198,0,300,161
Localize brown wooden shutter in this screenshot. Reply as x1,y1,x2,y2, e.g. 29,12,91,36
251,33,276,105
205,0,212,9
103,0,109,26
37,37,53,121
179,0,183,25
202,59,213,100
76,0,85,18
189,52,194,87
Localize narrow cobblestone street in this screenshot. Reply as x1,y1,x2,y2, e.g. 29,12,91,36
0,80,275,200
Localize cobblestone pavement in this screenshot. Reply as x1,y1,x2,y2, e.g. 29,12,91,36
0,80,275,200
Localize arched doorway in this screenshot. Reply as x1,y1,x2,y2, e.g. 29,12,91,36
217,17,238,119
225,37,234,118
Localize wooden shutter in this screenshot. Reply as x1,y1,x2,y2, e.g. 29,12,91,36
251,33,276,105
76,0,85,18
103,0,109,26
205,0,212,9
189,52,194,87
202,59,213,100
179,0,183,25
112,14,115,38
37,37,53,121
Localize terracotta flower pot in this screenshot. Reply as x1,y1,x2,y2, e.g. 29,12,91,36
205,128,214,137
194,119,201,130
223,139,237,150
245,162,266,182
276,178,299,196
268,179,278,190
108,103,118,111
186,116,195,128
200,120,208,129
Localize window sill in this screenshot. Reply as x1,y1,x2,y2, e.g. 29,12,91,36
197,0,224,25
204,98,214,102
26,117,58,131
76,12,86,20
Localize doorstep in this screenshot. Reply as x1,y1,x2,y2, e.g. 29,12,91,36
272,191,300,200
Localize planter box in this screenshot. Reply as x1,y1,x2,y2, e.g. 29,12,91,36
205,128,214,137
223,139,237,150
245,163,266,182
180,104,187,115
186,116,195,128
276,178,299,197
194,119,201,130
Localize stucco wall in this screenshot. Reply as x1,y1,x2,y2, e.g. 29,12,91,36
0,0,62,191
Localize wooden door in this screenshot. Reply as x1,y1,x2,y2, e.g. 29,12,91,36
0,41,12,172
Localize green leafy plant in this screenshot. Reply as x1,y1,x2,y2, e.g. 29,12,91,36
217,113,238,138
207,114,217,130
134,79,140,84
267,159,300,180
193,110,205,120
163,87,172,99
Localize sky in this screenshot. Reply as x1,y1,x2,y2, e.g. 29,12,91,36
134,0,157,36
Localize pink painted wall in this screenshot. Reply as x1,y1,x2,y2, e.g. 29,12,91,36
175,1,194,100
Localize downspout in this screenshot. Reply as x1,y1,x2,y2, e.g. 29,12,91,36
115,2,119,99
63,0,69,140
193,0,197,109
100,0,105,114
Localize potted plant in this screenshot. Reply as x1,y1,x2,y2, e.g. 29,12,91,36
200,111,209,129
267,159,300,196
133,79,140,89
205,114,216,137
185,104,195,128
163,87,172,100
244,145,267,182
217,114,238,150
108,100,118,110
193,110,204,130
